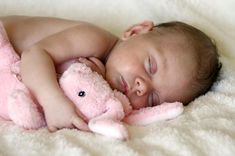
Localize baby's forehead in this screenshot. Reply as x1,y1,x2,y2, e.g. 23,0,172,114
149,29,198,68
146,29,192,53
152,28,189,41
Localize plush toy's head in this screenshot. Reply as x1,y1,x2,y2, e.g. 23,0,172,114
59,63,120,119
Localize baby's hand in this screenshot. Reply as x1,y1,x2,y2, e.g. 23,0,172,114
78,57,105,78
43,94,89,132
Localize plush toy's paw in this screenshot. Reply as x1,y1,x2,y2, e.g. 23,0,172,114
8,89,46,129
124,102,184,126
89,119,128,140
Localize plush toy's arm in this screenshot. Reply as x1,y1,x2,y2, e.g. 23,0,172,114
123,102,184,126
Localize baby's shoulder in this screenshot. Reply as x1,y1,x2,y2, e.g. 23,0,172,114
0,16,118,59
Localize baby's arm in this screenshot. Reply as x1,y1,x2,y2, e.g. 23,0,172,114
20,24,114,131
21,47,89,131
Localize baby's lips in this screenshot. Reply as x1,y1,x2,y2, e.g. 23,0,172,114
120,75,129,95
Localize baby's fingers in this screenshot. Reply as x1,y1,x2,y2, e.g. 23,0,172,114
88,57,105,76
72,117,90,131
78,57,94,67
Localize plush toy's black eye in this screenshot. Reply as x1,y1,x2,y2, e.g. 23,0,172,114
78,91,86,97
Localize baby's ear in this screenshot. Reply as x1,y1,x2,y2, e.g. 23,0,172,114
122,21,154,40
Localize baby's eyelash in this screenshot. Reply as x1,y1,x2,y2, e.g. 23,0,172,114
153,92,160,106
148,57,152,73
148,92,160,107
149,92,160,107
148,55,157,74
148,93,153,107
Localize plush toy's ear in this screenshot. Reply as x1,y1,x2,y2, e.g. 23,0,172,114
123,102,184,126
61,62,92,78
56,59,80,74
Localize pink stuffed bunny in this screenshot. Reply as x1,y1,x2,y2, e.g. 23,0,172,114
0,22,184,140
59,63,184,140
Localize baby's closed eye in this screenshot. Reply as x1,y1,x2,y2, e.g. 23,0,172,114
148,55,157,75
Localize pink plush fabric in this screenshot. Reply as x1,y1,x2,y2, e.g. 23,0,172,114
0,22,184,140
0,22,19,119
0,22,45,129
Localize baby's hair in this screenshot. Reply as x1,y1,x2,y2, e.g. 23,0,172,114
155,21,222,105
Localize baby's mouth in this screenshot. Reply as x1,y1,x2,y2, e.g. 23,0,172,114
120,75,129,95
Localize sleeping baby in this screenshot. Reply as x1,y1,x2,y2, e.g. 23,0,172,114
0,29,183,140
0,16,221,135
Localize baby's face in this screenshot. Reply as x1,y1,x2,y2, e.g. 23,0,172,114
105,30,197,109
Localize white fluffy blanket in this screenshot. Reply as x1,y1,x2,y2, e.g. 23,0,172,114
0,0,235,155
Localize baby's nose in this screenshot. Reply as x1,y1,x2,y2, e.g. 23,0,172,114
133,77,148,96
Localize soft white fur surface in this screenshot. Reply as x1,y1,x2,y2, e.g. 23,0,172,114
0,0,235,156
